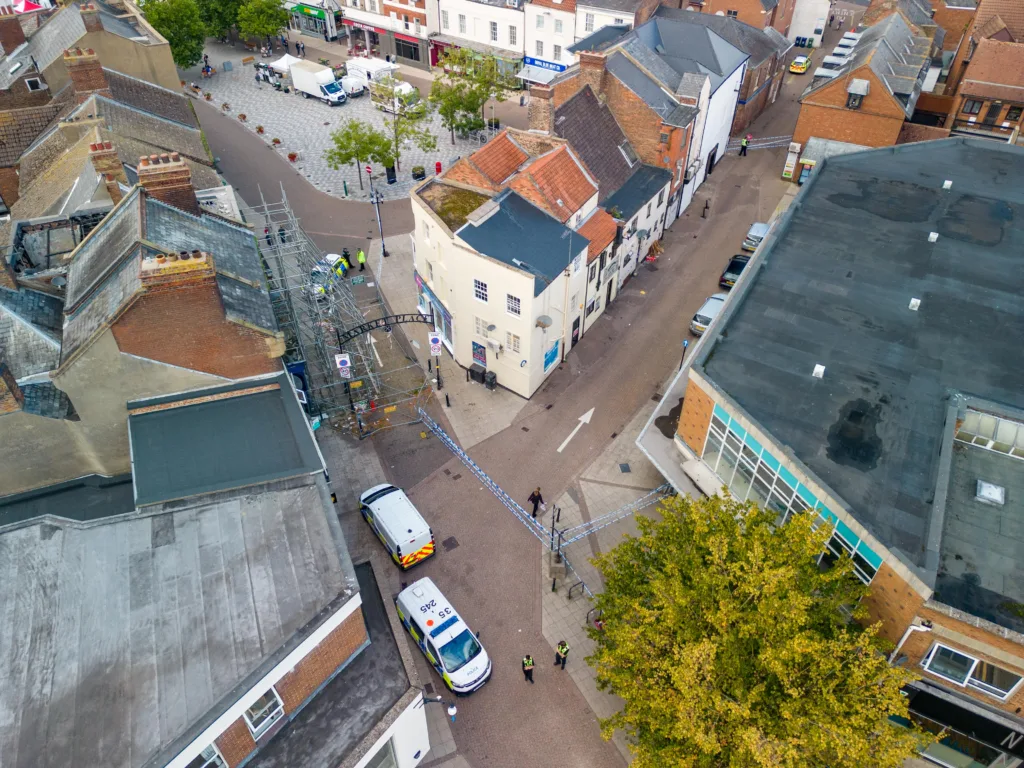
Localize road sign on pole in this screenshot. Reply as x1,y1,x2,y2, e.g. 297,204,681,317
335,353,351,379
365,165,372,176
429,334,442,356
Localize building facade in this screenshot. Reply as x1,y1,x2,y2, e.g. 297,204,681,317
573,0,659,42
341,0,434,69
432,0,525,74
946,38,1024,143
521,0,576,86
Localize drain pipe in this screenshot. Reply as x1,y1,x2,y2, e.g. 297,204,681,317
888,622,933,664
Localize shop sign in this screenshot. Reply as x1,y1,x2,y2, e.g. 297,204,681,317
343,18,385,33
523,55,566,73
297,3,326,18
395,32,421,43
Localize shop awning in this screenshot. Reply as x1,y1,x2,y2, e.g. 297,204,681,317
516,64,557,85
429,33,522,62
14,0,43,12
270,53,301,74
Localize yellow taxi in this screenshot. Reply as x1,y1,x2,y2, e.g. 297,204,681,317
789,55,811,74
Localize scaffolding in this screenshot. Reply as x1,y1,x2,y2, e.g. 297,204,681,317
252,185,430,437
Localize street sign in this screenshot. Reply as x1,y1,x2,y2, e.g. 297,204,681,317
335,353,351,378
349,380,363,389
350,275,365,285
429,333,442,356
365,165,372,175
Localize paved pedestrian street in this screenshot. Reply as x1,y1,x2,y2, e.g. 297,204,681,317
184,54,492,201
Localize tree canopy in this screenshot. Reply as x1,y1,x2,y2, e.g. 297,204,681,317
588,493,929,768
143,0,207,69
236,0,290,41
324,119,393,189
431,48,513,127
195,0,241,37
371,76,437,170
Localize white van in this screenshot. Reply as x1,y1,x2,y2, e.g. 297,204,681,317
396,578,492,694
340,75,367,97
345,57,399,84
360,484,435,570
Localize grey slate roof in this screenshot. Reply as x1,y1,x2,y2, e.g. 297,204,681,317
21,380,78,419
653,6,792,67
695,138,1024,583
602,164,671,220
0,97,72,167
0,287,63,377
626,16,750,93
606,53,700,127
84,95,210,162
128,375,324,506
554,85,636,202
457,190,590,297
0,473,352,768
19,5,87,83
568,24,630,54
105,69,199,128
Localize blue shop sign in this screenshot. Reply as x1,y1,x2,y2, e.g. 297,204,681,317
523,56,566,72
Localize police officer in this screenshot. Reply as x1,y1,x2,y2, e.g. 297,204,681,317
555,640,570,670
739,135,750,157
522,654,534,683
357,248,367,271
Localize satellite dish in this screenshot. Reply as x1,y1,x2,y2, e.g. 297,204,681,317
486,323,496,332
51,276,67,287
536,315,553,329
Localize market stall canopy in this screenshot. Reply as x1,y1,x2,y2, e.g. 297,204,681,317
516,64,557,85
14,0,44,12
270,53,301,74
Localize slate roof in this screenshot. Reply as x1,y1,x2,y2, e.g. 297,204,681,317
469,130,528,186
507,145,598,223
456,190,590,296
82,94,210,162
960,38,1024,100
577,207,617,262
554,85,636,203
568,24,630,54
0,470,354,768
602,163,671,221
21,379,77,419
0,5,88,89
606,53,697,126
0,287,64,377
0,95,72,166
105,69,199,127
695,138,1024,579
4,132,98,230
653,6,792,67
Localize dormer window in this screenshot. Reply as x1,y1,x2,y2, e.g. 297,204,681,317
846,93,863,109
846,78,869,110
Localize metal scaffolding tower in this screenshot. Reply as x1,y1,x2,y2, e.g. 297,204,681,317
252,185,430,437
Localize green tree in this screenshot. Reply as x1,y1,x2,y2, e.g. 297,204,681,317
324,119,392,191
143,0,207,69
196,0,241,38
432,47,513,124
236,0,290,42
372,76,437,171
588,494,930,768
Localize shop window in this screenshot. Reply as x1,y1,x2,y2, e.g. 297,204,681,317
244,689,284,739
586,297,599,316
396,39,420,61
963,99,983,115
922,644,1023,699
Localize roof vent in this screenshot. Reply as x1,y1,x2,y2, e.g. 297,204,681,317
942,179,952,190
812,364,825,379
928,232,939,243
909,298,920,311
976,479,1005,506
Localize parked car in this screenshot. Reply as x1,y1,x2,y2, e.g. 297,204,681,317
690,293,728,336
789,55,811,74
719,254,751,289
742,222,769,252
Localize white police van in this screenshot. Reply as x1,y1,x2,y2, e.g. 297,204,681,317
395,578,491,694
359,484,435,570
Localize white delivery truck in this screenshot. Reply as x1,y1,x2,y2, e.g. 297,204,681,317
345,56,398,84
371,79,424,115
290,60,346,105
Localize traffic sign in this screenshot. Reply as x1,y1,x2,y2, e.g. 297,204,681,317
365,165,372,175
335,353,351,378
429,333,442,356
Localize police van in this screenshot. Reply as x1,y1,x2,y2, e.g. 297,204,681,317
359,484,435,570
396,578,492,694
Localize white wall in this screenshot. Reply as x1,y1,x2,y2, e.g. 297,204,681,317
352,695,430,768
525,3,577,67
574,4,632,41
437,0,525,55
674,76,711,219
696,63,745,190
790,0,829,46
615,179,671,287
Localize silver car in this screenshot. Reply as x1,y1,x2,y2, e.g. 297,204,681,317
690,293,728,336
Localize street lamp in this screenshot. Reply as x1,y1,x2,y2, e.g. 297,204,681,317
365,165,390,259
415,690,458,723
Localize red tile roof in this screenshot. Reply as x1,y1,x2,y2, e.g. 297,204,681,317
962,39,1024,94
531,0,576,14
468,130,528,185
972,0,1024,42
577,208,617,263
510,146,598,223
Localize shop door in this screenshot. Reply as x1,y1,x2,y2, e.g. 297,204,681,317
705,144,719,180
605,279,614,306
571,316,580,347
982,102,1002,125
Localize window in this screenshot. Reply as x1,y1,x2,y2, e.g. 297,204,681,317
613,17,623,24
25,77,44,92
554,18,562,33
473,279,488,302
490,21,498,41
506,293,521,316
570,292,579,308
509,25,516,45
588,263,598,282
646,202,652,217
586,296,599,316
846,92,863,110
584,12,594,31
535,40,543,57
726,9,738,17
922,644,1023,700
441,9,449,28
458,13,466,33
426,260,433,281
244,689,284,739
422,220,430,242
364,738,399,768
1007,106,1024,122
474,316,489,337
657,189,664,207
536,13,543,28
963,99,983,115
403,14,410,29
368,0,375,10
187,746,227,768
506,331,521,353
572,254,581,272
619,140,638,166
627,217,637,234
553,44,561,60
659,131,669,145
396,38,420,61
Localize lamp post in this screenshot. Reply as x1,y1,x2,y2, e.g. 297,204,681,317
366,165,389,259
415,690,458,723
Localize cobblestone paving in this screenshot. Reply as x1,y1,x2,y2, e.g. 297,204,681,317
188,61,493,201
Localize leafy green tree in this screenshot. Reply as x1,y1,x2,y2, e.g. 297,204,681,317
588,494,929,768
324,119,393,190
236,0,290,42
372,76,437,171
143,0,207,69
196,0,241,38
432,47,513,124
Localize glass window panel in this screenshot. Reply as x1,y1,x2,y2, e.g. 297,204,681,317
772,477,795,504
733,458,755,501
703,431,724,473
744,434,764,456
719,446,739,486
789,495,809,515
724,431,742,453
977,414,997,439
768,491,790,525
995,420,1017,445
925,645,975,684
960,410,979,435
760,450,780,472
827,531,853,556
749,476,771,508
741,444,760,464
969,661,1022,698
852,551,877,583
711,415,728,435
855,541,882,570
754,462,776,486
835,518,857,546
778,465,798,489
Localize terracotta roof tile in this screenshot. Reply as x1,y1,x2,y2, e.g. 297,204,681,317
532,0,577,14
577,208,617,262
444,157,498,191
962,39,1024,91
972,0,1024,41
468,130,528,185
512,146,597,223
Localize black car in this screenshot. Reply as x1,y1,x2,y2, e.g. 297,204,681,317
719,255,751,289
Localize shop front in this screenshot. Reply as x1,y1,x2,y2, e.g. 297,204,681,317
414,271,454,353
343,18,384,56
288,1,341,40
343,19,430,70
516,55,564,86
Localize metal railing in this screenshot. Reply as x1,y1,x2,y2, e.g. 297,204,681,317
726,134,794,151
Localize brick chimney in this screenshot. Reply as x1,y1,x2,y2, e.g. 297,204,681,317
89,139,127,204
0,360,23,415
139,250,216,291
80,2,104,33
528,84,554,134
0,7,26,56
578,51,606,97
64,47,111,103
137,153,201,216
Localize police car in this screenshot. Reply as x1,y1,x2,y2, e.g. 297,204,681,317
307,254,347,300
395,578,492,694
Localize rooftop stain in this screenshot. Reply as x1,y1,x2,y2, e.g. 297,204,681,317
937,194,1013,247
826,178,939,223
826,398,883,471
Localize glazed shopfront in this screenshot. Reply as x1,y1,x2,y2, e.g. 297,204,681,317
342,19,430,70
288,1,342,40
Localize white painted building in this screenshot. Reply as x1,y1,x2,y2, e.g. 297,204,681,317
574,0,635,42
693,59,747,195
602,166,671,287
521,0,577,86
789,0,829,47
433,0,526,73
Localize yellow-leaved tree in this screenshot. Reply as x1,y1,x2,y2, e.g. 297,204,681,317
588,493,931,767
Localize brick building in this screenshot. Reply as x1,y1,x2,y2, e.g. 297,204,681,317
793,11,932,147
943,0,1024,96
667,0,796,37
639,138,1024,766
946,38,1024,142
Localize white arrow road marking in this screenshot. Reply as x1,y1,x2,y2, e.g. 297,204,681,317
557,408,595,453
369,335,384,368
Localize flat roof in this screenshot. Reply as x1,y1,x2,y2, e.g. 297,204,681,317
129,374,323,506
0,474,355,768
697,139,1024,585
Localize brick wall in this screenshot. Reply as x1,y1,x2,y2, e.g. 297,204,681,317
552,71,581,109
861,562,926,645
0,165,19,209
733,58,781,134
0,76,54,111
276,607,369,712
696,0,773,31
634,0,663,26
930,1,974,52
110,281,282,379
528,84,555,133
382,4,427,24
0,14,26,55
794,71,906,147
676,377,714,455
214,718,257,768
603,74,667,167
0,360,23,414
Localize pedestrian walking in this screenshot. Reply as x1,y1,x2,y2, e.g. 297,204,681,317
554,640,570,670
280,33,287,49
356,248,367,271
829,13,835,27
739,134,750,157
522,654,535,683
264,227,273,247
278,225,287,243
527,487,543,519
203,53,209,68
837,17,844,30
300,41,306,58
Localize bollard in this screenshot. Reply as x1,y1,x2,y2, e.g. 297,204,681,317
551,577,557,592
445,393,451,407
343,180,348,197
702,200,710,219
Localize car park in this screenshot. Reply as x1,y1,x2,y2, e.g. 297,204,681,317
690,293,728,336
719,255,751,288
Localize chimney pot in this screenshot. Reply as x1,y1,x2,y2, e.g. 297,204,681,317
191,249,201,258
168,253,178,262
104,141,112,150
159,153,170,163
170,152,180,162
149,154,159,164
